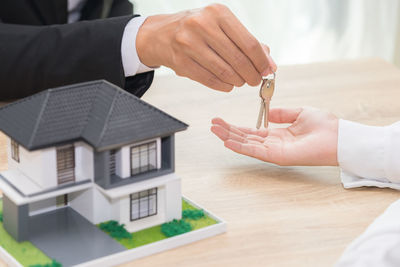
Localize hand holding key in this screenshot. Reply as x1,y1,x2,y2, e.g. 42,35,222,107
256,73,275,129
136,4,277,92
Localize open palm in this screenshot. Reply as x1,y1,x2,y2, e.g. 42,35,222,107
211,107,338,166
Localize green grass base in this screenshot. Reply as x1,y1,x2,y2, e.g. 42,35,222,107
0,197,218,266
100,198,218,250
120,224,166,249
182,199,218,231
0,198,53,267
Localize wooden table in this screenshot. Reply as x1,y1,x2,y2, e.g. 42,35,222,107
1,59,400,267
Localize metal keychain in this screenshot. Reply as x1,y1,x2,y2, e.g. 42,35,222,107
256,73,275,129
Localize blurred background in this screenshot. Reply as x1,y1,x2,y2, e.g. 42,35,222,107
132,0,400,74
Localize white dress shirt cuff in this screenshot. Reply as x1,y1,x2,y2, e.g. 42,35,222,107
338,119,400,189
121,16,156,77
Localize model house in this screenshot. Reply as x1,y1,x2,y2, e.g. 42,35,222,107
0,80,188,242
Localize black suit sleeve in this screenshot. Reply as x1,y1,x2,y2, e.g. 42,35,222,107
0,15,153,100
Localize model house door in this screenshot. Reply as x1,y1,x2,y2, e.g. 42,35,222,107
56,145,75,184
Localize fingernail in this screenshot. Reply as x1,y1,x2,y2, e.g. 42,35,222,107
261,68,270,76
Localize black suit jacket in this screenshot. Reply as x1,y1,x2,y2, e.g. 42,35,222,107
0,0,154,100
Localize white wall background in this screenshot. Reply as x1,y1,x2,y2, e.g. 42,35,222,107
132,0,400,73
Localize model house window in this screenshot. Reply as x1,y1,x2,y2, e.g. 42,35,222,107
130,141,157,176
130,188,157,221
56,145,75,184
109,149,117,175
11,139,19,162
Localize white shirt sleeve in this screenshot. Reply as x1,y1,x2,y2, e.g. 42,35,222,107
121,16,156,77
336,198,400,267
338,119,400,189
336,119,400,266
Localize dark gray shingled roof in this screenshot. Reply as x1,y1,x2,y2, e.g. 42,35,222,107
0,80,188,151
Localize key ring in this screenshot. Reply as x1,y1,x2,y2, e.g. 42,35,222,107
262,72,276,81
259,72,276,98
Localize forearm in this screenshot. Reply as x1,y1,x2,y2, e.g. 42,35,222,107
0,16,134,100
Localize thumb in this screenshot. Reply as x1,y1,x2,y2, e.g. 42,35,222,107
269,108,303,123
261,43,277,75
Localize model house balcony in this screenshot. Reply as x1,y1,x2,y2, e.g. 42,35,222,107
94,135,176,190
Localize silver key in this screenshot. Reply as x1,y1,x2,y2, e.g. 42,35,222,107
256,73,275,129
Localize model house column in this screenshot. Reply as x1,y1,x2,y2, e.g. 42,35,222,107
2,194,29,242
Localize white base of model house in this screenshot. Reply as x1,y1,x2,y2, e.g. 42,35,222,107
0,197,226,267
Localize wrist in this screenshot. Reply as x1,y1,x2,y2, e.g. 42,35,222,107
331,117,339,166
136,14,171,68
318,114,339,166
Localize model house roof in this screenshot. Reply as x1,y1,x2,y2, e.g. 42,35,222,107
0,80,188,151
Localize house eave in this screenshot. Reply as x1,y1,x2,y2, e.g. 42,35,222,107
4,126,187,152
0,174,92,205
94,127,187,152
95,172,180,200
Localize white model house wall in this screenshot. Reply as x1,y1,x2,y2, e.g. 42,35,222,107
74,141,94,182
69,186,119,224
113,175,181,233
7,137,57,189
69,174,182,233
116,138,161,178
6,137,94,191
69,187,117,223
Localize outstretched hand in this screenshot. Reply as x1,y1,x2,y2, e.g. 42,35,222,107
211,108,339,166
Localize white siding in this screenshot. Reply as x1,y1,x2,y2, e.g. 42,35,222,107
69,187,119,225
164,178,182,221
74,141,94,182
69,188,95,222
92,188,119,224
116,138,161,179
41,148,57,188
7,138,57,189
6,137,94,190
117,146,130,178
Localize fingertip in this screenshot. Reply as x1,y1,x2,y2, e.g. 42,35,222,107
211,124,231,142
210,125,220,135
271,64,277,72
210,125,216,132
224,139,239,151
260,44,277,75
248,76,263,87
267,54,277,72
211,117,223,124
261,68,272,77
218,84,234,92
